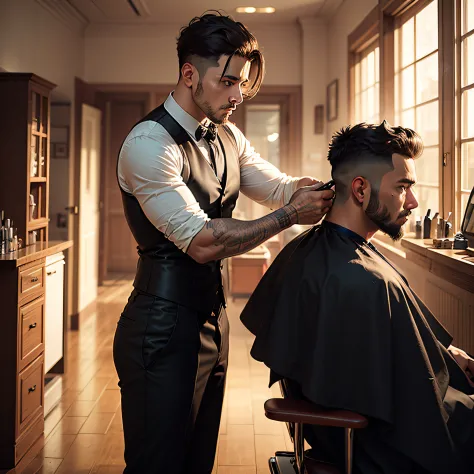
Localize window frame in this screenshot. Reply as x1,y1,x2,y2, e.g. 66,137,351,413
393,0,442,218
349,0,467,230
456,0,474,227
379,0,457,226
348,6,380,123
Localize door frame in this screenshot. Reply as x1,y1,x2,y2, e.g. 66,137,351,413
70,78,100,329
234,85,302,177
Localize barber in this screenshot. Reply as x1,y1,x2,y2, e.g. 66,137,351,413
113,11,334,474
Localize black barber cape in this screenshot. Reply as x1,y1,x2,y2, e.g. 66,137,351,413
240,221,474,474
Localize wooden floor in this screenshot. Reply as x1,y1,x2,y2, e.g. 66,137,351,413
6,274,293,474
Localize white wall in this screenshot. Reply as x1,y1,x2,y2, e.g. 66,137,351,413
49,104,71,242
299,18,330,180
0,0,380,208
326,0,378,142
84,22,301,86
0,0,85,101
250,24,301,85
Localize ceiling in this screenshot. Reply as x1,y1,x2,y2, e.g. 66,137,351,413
67,0,342,25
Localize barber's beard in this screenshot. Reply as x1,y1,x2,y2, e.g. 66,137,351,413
365,188,410,241
193,82,228,124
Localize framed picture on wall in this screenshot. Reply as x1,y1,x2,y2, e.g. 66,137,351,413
326,79,338,122
50,126,69,159
314,104,324,134
52,143,68,158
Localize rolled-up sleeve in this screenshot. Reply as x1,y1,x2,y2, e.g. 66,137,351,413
227,123,300,209
118,126,209,252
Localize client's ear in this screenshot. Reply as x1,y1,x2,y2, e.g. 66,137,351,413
352,177,368,204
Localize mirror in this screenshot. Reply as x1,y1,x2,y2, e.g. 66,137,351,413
461,186,474,248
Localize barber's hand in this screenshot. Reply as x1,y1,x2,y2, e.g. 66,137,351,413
287,182,334,225
448,345,474,387
296,176,323,189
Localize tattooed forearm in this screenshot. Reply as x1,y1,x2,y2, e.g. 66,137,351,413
205,204,298,259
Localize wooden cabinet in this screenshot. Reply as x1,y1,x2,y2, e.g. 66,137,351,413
0,241,71,469
19,295,45,372
230,245,271,298
0,256,46,468
0,73,55,246
18,355,44,437
0,73,70,468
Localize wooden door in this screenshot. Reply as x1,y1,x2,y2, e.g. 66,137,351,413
104,93,162,273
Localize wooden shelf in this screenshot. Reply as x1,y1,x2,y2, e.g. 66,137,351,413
28,218,48,230
401,237,474,293
0,72,56,469
30,130,47,138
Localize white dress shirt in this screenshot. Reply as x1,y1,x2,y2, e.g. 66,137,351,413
118,93,300,253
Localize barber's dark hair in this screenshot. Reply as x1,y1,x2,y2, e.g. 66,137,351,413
328,121,423,171
177,11,264,99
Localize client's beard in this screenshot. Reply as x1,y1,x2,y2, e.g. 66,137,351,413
365,188,410,241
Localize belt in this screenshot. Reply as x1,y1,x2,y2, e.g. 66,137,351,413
133,255,225,315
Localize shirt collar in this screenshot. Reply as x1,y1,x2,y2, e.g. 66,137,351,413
163,92,211,140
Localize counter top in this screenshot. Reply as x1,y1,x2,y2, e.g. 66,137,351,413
401,237,474,292
0,240,73,267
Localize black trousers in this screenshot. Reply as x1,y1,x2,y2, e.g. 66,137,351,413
113,289,229,474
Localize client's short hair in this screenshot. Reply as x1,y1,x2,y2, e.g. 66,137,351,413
327,121,423,198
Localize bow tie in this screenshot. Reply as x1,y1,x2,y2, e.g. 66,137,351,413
195,123,217,143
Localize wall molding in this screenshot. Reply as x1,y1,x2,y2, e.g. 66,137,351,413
318,0,345,19
35,0,89,33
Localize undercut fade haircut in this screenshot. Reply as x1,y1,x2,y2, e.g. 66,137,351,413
327,121,424,197
177,11,264,100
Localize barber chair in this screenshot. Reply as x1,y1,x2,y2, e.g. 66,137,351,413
264,380,368,474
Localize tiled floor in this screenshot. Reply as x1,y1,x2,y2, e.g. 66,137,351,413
5,274,292,474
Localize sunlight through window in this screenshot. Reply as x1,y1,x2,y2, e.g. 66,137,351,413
395,0,439,217
353,41,380,124
459,0,474,218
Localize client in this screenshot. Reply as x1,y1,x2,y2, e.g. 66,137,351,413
241,122,474,474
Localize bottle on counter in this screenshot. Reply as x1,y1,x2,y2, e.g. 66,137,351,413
423,209,432,239
415,216,422,239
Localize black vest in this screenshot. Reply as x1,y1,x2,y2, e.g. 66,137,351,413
118,104,240,314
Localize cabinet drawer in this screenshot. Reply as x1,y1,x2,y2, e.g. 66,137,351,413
19,296,44,372
18,355,44,435
19,264,44,304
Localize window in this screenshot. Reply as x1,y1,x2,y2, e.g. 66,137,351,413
245,104,281,169
349,0,474,232
354,41,380,123
458,0,474,220
394,1,439,218
349,7,379,124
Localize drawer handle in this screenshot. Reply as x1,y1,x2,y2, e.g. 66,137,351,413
47,270,57,276
28,385,37,393
29,322,37,329
31,277,39,283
